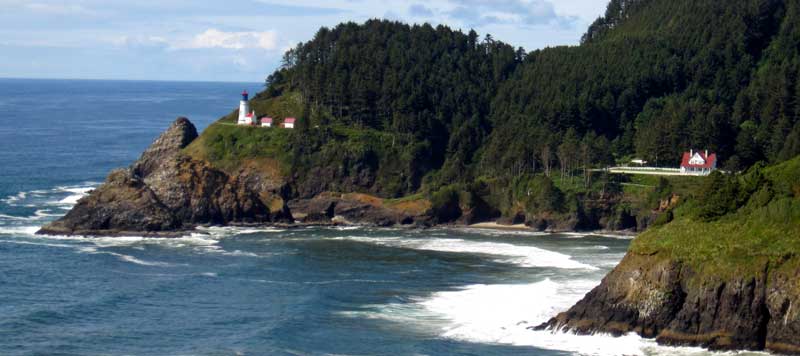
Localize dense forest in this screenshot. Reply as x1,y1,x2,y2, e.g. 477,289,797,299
255,0,800,197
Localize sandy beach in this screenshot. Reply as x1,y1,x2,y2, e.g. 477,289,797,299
467,222,531,231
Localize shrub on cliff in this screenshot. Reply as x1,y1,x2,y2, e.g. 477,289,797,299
696,171,741,221
512,175,566,214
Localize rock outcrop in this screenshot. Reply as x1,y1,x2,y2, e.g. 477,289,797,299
535,251,800,354
132,117,198,178
289,193,433,227
38,118,292,236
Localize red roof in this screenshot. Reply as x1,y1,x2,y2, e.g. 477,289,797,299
681,151,717,169
262,117,273,123
246,113,253,117
284,118,296,124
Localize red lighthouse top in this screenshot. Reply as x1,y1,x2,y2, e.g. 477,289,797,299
241,90,249,101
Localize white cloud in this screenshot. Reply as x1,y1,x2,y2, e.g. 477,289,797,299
182,28,279,50
447,0,572,27
0,0,606,81
550,0,608,23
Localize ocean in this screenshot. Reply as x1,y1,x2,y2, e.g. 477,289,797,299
0,79,735,355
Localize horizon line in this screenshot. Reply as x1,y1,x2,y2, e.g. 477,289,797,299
0,76,264,84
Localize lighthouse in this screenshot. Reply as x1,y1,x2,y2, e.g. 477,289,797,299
237,90,251,125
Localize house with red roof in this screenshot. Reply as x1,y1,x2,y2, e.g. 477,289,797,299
680,149,717,176
243,111,258,126
261,117,273,128
282,117,296,129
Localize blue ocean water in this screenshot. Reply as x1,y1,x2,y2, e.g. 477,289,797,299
0,79,698,355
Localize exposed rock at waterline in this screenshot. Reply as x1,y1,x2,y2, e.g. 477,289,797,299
535,252,800,354
288,192,434,227
38,118,292,236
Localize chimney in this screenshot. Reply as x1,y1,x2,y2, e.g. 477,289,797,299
705,149,708,157
690,149,693,156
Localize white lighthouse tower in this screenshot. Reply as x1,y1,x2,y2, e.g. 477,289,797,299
237,90,251,125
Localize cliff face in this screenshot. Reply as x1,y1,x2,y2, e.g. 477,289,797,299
289,193,434,227
536,251,800,354
535,155,800,354
38,118,291,236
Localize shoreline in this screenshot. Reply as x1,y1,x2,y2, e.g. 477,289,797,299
36,220,639,239
464,221,638,238
466,222,530,231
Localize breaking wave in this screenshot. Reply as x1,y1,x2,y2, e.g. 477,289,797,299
0,183,292,264
417,277,756,355
77,246,176,267
331,235,597,270
351,277,741,356
0,183,98,223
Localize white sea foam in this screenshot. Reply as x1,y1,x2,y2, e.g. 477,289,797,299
2,184,97,211
0,226,40,235
1,230,186,267
53,186,95,205
600,234,636,240
15,229,222,258
77,246,174,267
417,279,595,340
85,234,220,251
235,228,287,234
34,209,62,217
59,186,95,195
561,232,591,239
572,245,611,251
332,235,597,270
1,191,26,204
331,232,734,355
114,254,174,267
0,239,75,249
364,278,738,356
0,208,65,222
2,220,281,261
196,226,286,236
57,194,84,205
220,250,260,257
454,227,549,237
586,232,637,240
0,213,39,221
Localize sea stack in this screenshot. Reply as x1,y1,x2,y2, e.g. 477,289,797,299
38,117,292,236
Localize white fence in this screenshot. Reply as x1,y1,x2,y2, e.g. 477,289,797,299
604,166,709,176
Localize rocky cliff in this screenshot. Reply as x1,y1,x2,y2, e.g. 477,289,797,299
535,157,800,354
535,251,800,354
38,118,292,236
288,192,435,227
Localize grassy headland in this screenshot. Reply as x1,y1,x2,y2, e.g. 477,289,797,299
631,156,800,277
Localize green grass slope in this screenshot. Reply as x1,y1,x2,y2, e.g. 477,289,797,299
184,93,303,174
631,156,800,277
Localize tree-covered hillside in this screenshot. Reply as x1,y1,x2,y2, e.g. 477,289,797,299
266,0,797,179
207,0,800,204
260,20,523,192
484,0,796,173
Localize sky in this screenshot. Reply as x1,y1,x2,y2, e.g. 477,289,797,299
0,0,608,82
